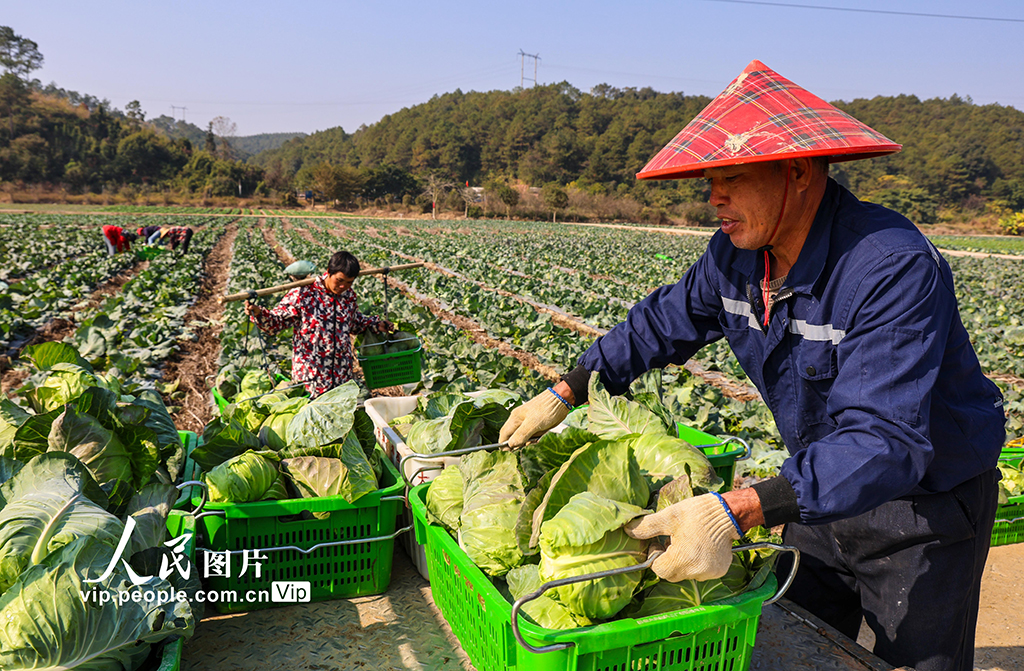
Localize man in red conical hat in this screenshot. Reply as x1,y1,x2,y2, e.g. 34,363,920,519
501,60,1002,671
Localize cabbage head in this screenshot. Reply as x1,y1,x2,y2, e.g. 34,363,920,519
385,331,420,353
425,465,464,532
0,535,193,670
204,451,287,503
538,492,649,620
359,332,387,357
238,369,275,401
258,397,309,450
279,431,377,504
47,405,134,489
25,363,101,414
457,450,524,577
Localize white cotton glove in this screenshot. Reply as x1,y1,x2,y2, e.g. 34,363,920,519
625,494,741,582
499,389,571,448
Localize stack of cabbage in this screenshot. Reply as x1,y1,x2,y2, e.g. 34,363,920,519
391,388,522,455
357,326,420,357
0,342,195,668
196,375,382,505
425,372,779,629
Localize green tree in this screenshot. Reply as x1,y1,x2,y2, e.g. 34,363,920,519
116,129,183,183
497,183,519,220
542,183,569,222
335,165,364,206
62,159,88,193
204,122,217,154
0,27,43,80
0,72,29,139
125,100,145,127
362,164,418,200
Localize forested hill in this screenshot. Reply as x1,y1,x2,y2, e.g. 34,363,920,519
148,116,305,160
252,83,1024,218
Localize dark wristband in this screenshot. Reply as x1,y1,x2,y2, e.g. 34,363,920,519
560,364,591,406
750,476,801,527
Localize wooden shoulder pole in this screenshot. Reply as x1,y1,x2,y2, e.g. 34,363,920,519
220,262,425,303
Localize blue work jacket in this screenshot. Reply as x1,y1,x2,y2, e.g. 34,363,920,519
579,178,1005,524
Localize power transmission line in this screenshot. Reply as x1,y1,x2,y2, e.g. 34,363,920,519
518,50,540,88
701,0,1024,24
170,105,187,122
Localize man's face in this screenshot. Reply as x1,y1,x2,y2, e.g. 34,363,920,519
324,272,355,295
704,162,788,250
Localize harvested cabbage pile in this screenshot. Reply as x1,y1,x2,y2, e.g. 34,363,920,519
424,372,780,629
197,381,384,504
393,389,521,455
357,325,421,357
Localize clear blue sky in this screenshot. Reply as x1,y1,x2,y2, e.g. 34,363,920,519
7,1,1024,136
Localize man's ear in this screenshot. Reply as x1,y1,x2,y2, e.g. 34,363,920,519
791,157,823,193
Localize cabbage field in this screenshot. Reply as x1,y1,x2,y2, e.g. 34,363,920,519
0,211,1022,668
2,212,1022,479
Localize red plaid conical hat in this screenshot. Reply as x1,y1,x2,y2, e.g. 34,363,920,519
637,60,901,180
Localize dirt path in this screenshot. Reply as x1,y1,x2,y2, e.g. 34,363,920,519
260,219,296,266
938,248,1024,262
161,225,237,434
974,543,1024,670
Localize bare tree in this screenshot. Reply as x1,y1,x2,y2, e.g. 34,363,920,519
456,184,478,218
422,173,455,220
210,116,237,161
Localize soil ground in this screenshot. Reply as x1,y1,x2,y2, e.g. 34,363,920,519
973,544,1024,670
161,224,238,433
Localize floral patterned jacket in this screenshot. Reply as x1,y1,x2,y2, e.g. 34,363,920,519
248,274,382,395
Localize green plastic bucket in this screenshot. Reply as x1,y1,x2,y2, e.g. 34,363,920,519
676,423,749,491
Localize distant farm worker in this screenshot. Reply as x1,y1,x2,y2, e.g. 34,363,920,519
284,260,317,281
500,60,1003,671
138,224,162,243
244,251,394,396
101,224,137,256
160,226,194,254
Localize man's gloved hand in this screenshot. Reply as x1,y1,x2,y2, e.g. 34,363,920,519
625,494,741,582
499,389,571,448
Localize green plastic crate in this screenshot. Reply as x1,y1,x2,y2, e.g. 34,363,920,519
359,345,423,389
173,430,200,510
409,483,776,671
211,373,301,415
993,448,1024,546
145,510,195,671
992,494,1024,547
192,457,404,613
677,423,748,492
998,447,1024,470
136,246,166,261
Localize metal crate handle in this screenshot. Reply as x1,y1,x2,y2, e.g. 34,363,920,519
398,441,509,505
178,480,207,516
185,482,411,551
510,542,800,655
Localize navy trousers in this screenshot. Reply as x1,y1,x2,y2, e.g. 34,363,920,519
776,469,999,671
